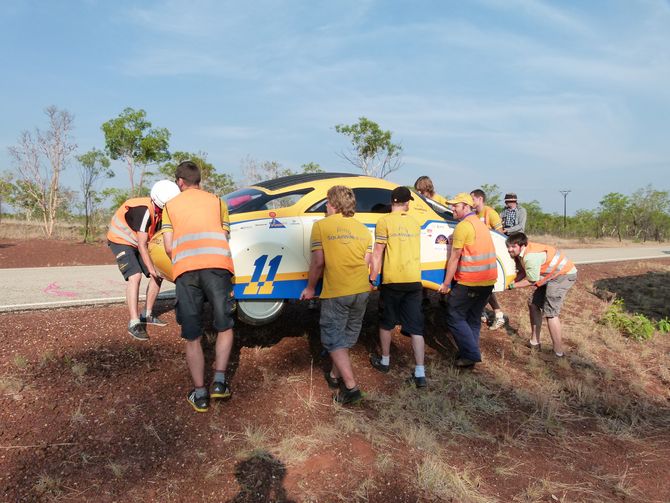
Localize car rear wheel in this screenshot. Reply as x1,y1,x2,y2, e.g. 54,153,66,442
237,299,286,326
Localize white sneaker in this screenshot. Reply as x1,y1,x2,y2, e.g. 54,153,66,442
489,316,505,330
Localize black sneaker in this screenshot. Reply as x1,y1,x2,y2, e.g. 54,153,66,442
187,389,209,412
455,357,477,368
407,374,427,388
210,381,231,400
334,386,363,405
128,323,149,341
323,371,341,389
140,314,167,327
369,354,390,373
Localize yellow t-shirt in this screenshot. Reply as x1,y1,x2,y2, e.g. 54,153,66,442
162,197,230,234
375,212,422,284
478,206,502,232
451,215,496,287
310,213,372,298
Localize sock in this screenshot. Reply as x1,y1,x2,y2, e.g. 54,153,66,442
495,311,504,319
129,318,141,328
555,352,564,357
195,386,208,398
414,365,426,378
381,355,390,366
529,340,540,346
214,371,226,383
145,310,152,318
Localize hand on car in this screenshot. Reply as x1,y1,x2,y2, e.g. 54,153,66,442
300,287,315,300
437,282,451,295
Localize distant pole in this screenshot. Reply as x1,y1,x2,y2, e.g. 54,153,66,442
559,190,571,232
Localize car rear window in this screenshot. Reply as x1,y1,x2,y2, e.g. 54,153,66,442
223,188,313,214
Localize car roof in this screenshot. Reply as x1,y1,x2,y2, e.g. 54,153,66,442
253,172,361,192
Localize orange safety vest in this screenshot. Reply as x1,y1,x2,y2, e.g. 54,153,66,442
454,215,498,284
165,189,234,279
524,242,575,286
106,197,157,247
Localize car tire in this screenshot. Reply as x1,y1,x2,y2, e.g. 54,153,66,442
237,299,286,326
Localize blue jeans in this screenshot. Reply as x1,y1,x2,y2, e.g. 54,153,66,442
446,283,494,362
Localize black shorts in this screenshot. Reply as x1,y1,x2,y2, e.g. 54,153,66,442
108,241,149,280
175,268,235,340
379,284,424,336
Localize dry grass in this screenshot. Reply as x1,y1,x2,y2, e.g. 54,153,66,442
12,353,28,369
0,374,24,395
32,473,63,499
0,218,90,240
416,455,494,502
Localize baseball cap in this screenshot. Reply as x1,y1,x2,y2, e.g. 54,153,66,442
504,193,518,202
446,192,474,207
391,186,414,203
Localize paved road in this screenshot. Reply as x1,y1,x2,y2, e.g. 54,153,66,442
0,265,176,312
1,246,669,312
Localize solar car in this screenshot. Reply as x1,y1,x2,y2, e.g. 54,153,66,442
149,173,515,325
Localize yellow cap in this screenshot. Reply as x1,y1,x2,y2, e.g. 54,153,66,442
446,192,474,207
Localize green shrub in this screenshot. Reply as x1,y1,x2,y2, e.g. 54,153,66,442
601,299,655,341
658,318,670,334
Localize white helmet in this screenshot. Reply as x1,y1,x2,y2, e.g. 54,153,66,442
150,180,180,209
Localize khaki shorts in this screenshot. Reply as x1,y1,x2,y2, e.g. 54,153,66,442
531,273,577,317
320,292,370,352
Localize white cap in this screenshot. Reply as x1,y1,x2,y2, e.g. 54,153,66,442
150,180,180,209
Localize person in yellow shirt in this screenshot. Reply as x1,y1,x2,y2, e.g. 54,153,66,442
470,188,506,330
300,185,372,405
414,175,448,207
437,193,497,368
369,187,426,387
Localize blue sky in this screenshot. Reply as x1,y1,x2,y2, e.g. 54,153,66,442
1,0,668,214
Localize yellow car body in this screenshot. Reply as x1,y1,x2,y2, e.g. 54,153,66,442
149,173,515,324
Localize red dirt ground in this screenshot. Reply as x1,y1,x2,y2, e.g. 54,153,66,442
1,239,670,502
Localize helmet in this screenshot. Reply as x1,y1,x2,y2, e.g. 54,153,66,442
150,180,180,209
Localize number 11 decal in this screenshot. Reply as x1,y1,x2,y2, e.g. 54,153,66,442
245,254,283,295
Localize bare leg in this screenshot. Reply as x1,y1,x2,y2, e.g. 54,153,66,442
185,338,205,388
214,328,234,372
330,349,356,389
144,276,162,315
529,303,543,344
126,272,142,321
488,292,503,316
379,328,392,357
546,316,564,354
410,335,425,366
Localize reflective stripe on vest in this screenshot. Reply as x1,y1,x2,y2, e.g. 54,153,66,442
525,242,575,286
106,197,155,247
455,215,497,284
166,189,234,279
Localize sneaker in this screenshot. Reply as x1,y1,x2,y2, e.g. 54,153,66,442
455,357,477,368
480,314,489,324
334,386,363,405
526,341,541,351
128,323,149,341
140,314,167,327
489,316,505,330
407,374,427,388
211,381,231,400
369,354,390,373
323,371,341,389
187,389,209,412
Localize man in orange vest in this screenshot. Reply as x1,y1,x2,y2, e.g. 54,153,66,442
162,161,236,413
506,232,577,357
437,193,498,368
107,180,180,341
470,188,506,330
